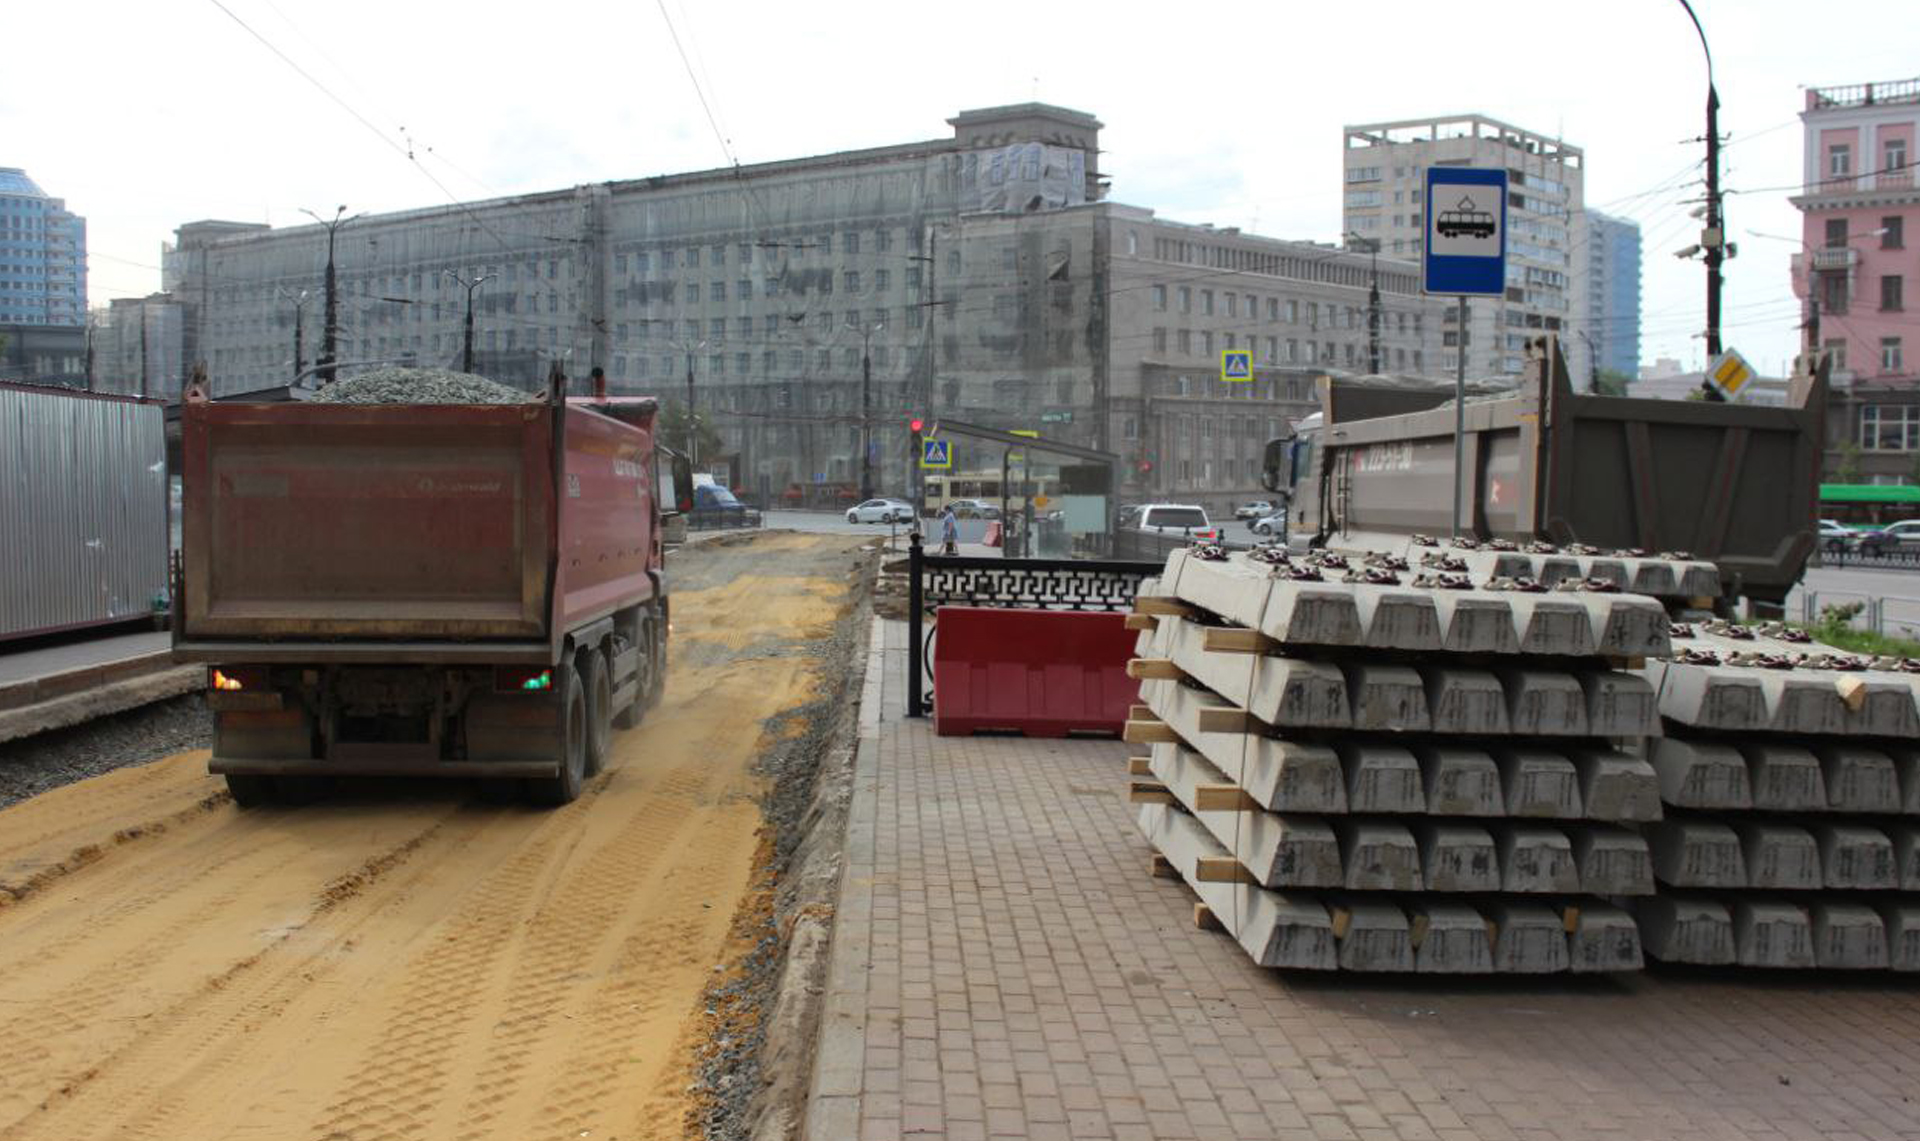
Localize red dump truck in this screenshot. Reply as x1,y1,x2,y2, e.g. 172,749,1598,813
171,377,689,806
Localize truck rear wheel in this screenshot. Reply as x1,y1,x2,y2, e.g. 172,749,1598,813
614,616,660,729
527,662,587,806
225,774,277,808
584,649,613,776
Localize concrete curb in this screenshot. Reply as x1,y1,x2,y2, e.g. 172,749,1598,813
798,614,886,1141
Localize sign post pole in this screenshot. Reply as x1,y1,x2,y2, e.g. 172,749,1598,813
1422,166,1508,544
1453,295,1467,539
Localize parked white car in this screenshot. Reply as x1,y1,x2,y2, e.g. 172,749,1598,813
846,498,915,524
1234,500,1277,521
1250,510,1287,537
1120,503,1217,540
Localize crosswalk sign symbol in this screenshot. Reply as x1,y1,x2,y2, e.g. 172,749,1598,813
921,437,952,469
1221,349,1252,383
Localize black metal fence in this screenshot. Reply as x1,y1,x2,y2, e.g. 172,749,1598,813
904,531,1161,718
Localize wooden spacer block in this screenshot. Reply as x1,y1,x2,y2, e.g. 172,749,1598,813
1409,913,1431,948
1127,756,1153,776
1193,902,1226,932
1195,856,1256,884
1150,853,1179,880
1195,707,1261,735
1560,905,1582,933
1127,658,1183,681
1123,613,1160,632
1135,596,1197,617
1192,784,1260,812
1605,656,1647,670
1330,907,1353,940
1129,703,1153,721
1836,676,1868,711
1124,720,1178,745
1688,596,1717,610
1201,626,1274,654
1128,780,1175,805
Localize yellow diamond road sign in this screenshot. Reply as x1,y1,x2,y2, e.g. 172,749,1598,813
1221,348,1252,383
1708,349,1754,398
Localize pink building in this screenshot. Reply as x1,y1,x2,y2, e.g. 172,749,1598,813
1792,78,1920,482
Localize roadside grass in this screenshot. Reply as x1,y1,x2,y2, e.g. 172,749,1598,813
1773,601,1920,658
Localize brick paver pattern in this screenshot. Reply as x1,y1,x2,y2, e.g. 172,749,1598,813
807,620,1920,1141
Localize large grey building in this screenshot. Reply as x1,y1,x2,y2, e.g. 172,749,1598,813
1582,210,1642,381
155,104,1444,511
1342,114,1586,383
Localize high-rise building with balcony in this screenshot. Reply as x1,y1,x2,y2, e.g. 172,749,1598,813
1583,210,1642,381
0,168,86,328
1342,115,1586,383
1790,78,1920,482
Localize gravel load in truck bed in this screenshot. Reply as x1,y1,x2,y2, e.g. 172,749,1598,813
310,367,536,404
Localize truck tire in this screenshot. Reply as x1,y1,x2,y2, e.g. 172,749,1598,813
528,662,587,806
225,774,276,808
646,614,667,709
583,649,613,776
613,620,655,730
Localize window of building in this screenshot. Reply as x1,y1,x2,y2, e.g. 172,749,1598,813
1823,272,1850,314
1830,144,1852,180
1201,290,1214,316
1123,416,1138,440
876,229,892,252
845,271,861,293
845,232,860,255
875,269,890,291
711,317,726,338
1826,218,1849,248
1177,329,1192,355
1152,327,1167,353
1153,284,1167,310
739,243,754,264
1887,139,1908,176
1885,217,1905,249
1177,286,1191,313
1884,337,1905,374
1861,404,1920,450
1225,293,1238,318
710,282,726,302
1823,338,1848,371
1884,275,1905,312
1202,331,1215,356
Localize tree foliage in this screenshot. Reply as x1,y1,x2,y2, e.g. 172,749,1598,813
658,397,722,462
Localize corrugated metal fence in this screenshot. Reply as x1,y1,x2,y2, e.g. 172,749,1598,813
0,385,169,640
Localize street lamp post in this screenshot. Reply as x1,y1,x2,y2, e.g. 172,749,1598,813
443,270,496,374
299,206,361,386
1345,233,1383,375
673,338,711,469
859,321,885,502
1676,1,1731,370
276,287,311,382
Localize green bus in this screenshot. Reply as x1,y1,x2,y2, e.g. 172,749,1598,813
1818,483,1920,527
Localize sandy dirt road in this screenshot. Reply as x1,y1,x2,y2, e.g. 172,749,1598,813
0,531,866,1141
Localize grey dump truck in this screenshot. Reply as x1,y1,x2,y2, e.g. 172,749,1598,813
1262,339,1826,613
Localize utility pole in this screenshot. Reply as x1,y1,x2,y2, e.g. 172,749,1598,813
138,301,149,399
301,206,359,386
861,329,875,502
443,270,495,375
277,287,310,383
1365,241,1381,375
1677,0,1729,400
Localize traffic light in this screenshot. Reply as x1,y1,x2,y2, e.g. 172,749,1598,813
909,417,924,434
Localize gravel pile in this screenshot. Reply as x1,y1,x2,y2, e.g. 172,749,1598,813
311,367,535,405
0,694,211,810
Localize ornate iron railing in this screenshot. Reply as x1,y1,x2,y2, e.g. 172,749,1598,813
904,532,1161,717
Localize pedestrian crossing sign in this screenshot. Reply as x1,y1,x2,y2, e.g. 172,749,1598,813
921,437,952,469
1221,349,1252,382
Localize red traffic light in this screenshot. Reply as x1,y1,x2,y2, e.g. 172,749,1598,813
909,418,924,433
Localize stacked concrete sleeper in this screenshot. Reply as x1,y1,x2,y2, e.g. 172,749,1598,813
1129,545,1672,973
1634,623,1920,968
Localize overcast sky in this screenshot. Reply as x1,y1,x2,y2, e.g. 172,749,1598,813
9,0,1909,377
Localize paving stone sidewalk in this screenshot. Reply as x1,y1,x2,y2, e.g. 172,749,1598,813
806,618,1920,1141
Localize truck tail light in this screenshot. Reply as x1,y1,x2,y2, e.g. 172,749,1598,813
494,666,553,693
210,666,266,691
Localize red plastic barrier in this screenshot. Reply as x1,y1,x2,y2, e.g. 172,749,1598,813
933,606,1139,737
